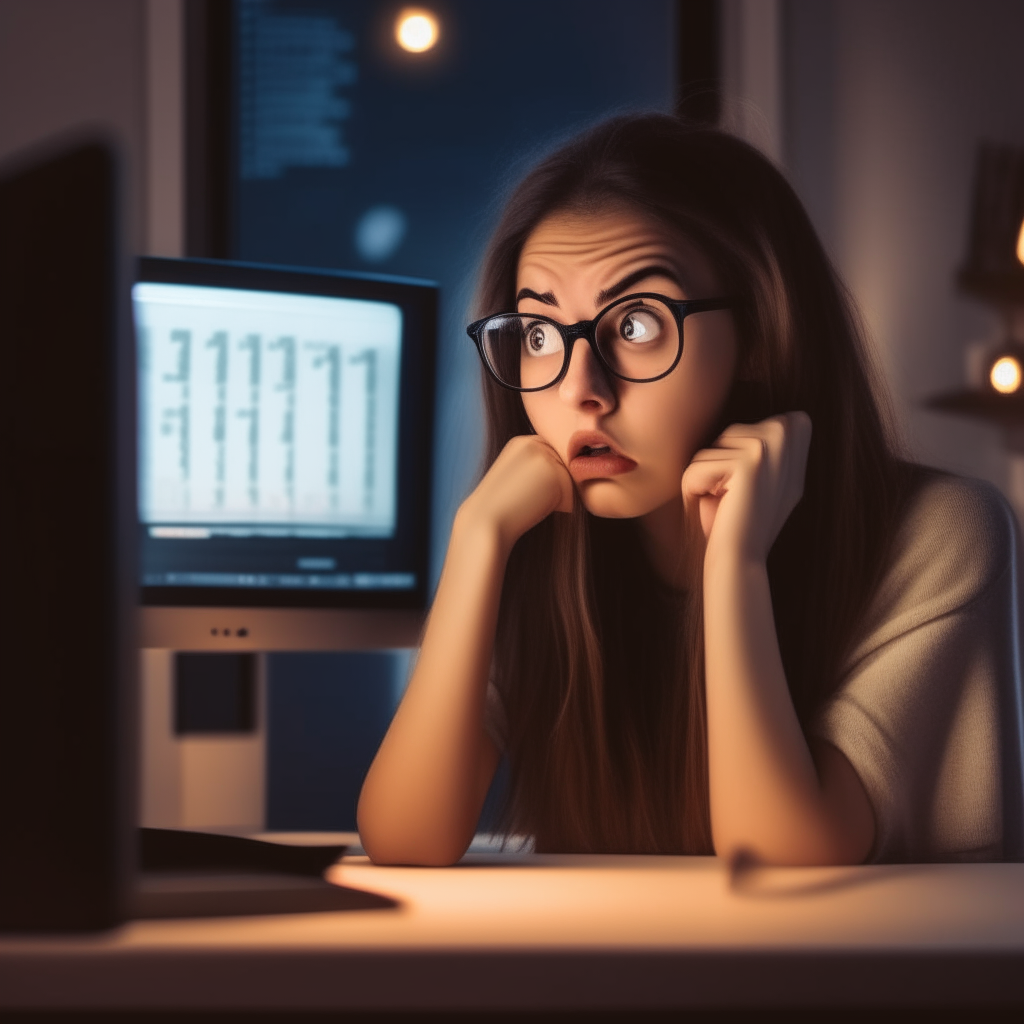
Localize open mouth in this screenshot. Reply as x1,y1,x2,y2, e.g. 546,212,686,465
567,432,637,481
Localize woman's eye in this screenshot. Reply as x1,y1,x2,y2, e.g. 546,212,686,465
522,322,561,356
618,309,661,344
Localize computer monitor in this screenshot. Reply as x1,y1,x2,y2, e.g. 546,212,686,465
1,135,134,930
134,257,436,650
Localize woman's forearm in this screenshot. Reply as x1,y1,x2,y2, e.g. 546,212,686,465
358,435,574,865
357,509,505,865
703,549,874,865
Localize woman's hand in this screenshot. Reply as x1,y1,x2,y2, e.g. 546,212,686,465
459,434,575,553
681,412,812,565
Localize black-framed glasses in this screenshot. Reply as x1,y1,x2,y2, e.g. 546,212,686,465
466,293,735,392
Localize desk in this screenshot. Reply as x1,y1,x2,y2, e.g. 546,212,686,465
2,842,1024,1014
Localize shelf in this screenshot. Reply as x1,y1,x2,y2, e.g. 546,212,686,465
957,269,1024,305
925,389,1024,425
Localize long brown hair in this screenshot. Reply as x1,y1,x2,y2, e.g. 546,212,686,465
474,114,911,854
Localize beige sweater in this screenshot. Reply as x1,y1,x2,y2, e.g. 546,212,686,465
812,472,1024,863
485,473,1024,862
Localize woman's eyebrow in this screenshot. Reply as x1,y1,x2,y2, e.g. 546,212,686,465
515,286,558,307
596,265,681,304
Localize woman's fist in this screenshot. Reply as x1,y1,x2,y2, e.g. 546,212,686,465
458,435,575,553
681,412,812,564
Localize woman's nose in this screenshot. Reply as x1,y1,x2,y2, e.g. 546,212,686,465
557,336,616,411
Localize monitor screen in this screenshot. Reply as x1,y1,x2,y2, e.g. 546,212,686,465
134,257,436,625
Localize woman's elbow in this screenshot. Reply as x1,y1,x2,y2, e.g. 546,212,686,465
359,829,470,867
356,801,472,867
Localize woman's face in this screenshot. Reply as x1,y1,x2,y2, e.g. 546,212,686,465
516,206,738,519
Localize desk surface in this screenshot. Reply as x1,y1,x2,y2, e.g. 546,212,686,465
2,837,1024,1013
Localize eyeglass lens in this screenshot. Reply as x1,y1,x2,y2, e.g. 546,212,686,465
480,297,680,389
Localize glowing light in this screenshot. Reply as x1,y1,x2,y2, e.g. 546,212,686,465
396,9,439,53
354,204,407,262
991,355,1023,394
1017,217,1024,266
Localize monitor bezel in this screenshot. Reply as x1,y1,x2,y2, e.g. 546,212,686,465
136,256,436,613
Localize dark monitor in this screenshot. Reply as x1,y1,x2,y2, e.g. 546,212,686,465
0,136,135,930
134,258,435,650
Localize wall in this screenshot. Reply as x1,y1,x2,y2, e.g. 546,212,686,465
0,0,147,250
784,0,1024,505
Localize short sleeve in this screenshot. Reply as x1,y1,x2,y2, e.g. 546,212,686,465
811,474,1024,863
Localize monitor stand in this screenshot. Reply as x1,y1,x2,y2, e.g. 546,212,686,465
137,654,405,920
140,650,266,831
138,610,422,832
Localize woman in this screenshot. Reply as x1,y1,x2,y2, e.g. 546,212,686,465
357,114,1023,866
